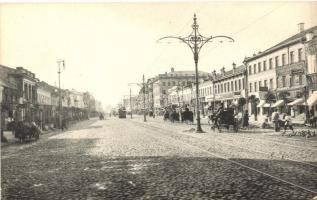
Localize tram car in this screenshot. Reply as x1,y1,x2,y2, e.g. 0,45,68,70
118,107,127,118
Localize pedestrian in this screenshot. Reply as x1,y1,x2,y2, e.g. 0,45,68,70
242,110,249,128
283,114,294,134
272,109,280,132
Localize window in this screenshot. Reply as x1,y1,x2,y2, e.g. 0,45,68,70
249,83,252,92
215,85,217,94
290,76,293,87
172,81,175,86
258,62,261,72
242,78,245,89
182,81,185,86
282,76,286,87
298,48,303,61
270,79,273,89
253,64,256,74
231,81,233,92
238,79,241,90
221,84,223,93
259,81,262,88
275,56,279,67
224,83,227,93
282,54,286,66
167,82,170,86
163,90,166,94
269,58,273,69
254,82,257,92
162,82,166,86
264,80,267,87
263,61,267,71
299,75,303,85
218,85,220,94
249,65,252,75
290,51,294,64
235,80,237,91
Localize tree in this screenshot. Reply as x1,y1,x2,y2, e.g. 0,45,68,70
248,95,259,121
264,90,276,117
278,91,290,113
238,97,246,112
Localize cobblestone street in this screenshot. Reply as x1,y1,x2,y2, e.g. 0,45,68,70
1,117,317,200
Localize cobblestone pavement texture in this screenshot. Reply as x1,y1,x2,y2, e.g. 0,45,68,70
1,116,317,200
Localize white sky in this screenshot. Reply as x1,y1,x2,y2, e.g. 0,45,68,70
1,2,317,107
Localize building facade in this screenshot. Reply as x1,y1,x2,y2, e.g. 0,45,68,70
151,67,210,111
212,64,247,109
245,24,317,121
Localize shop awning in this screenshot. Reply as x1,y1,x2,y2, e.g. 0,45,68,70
306,91,317,106
263,103,271,108
271,100,284,107
257,101,265,107
288,98,304,106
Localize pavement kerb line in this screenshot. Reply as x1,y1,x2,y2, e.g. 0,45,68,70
142,118,317,151
130,120,317,195
139,120,317,168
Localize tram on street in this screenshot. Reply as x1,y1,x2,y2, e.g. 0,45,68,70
118,107,127,118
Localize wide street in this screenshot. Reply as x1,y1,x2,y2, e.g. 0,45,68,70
1,116,317,200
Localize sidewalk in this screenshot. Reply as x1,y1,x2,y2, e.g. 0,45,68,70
1,118,98,148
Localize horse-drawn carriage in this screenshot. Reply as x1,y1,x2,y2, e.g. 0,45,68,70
8,121,41,142
209,109,242,132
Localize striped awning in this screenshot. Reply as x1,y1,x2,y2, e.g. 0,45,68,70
288,98,304,106
271,100,284,107
306,91,317,106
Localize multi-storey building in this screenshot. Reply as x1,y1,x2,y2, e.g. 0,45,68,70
212,63,247,109
244,24,317,121
37,81,53,129
0,65,19,131
305,27,317,117
150,67,210,111
9,67,39,122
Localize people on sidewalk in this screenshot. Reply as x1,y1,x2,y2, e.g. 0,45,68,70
283,114,294,134
272,109,280,132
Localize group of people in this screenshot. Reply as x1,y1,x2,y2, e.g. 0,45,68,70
271,109,294,134
208,104,250,129
163,107,194,123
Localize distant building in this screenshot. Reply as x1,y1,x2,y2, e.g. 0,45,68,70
150,67,210,111
212,64,247,109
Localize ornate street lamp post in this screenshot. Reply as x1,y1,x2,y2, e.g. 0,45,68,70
158,14,234,133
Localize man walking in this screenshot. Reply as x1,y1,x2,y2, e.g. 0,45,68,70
272,109,280,132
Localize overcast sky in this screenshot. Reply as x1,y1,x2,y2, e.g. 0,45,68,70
1,2,317,108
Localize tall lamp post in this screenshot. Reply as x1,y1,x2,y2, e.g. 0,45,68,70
57,59,65,130
158,14,234,133
128,74,147,122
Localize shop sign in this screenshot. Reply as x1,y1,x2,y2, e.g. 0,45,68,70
291,68,305,75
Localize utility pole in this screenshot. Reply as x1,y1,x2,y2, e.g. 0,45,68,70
159,14,234,133
57,59,65,130
143,74,147,122
130,88,132,119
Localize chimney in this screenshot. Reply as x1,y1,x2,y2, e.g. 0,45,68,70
221,67,225,75
171,67,174,72
232,62,236,73
298,23,305,33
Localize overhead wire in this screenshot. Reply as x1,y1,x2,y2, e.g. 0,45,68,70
200,2,287,59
